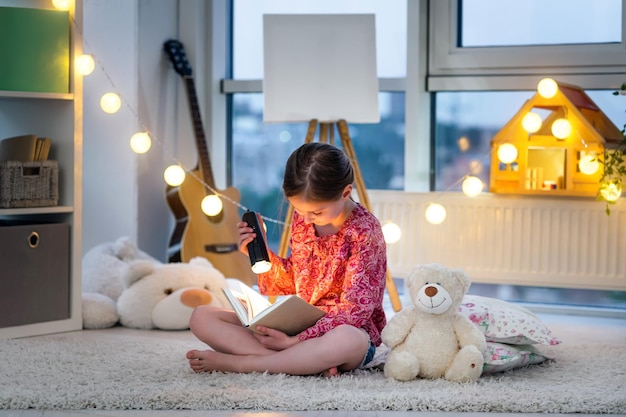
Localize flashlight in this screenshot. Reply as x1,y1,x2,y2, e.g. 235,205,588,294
242,211,271,274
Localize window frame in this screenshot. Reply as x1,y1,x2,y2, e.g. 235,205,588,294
428,0,626,91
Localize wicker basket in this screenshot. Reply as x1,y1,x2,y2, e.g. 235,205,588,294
0,161,59,208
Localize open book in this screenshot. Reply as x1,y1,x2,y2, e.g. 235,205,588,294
223,282,325,336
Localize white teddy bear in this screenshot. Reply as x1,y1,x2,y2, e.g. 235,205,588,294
381,263,486,382
116,257,232,330
82,236,160,329
81,237,233,330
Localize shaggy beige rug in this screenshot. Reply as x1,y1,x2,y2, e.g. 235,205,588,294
0,331,625,413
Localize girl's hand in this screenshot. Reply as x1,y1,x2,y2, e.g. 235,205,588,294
236,220,255,256
237,212,268,257
253,326,300,351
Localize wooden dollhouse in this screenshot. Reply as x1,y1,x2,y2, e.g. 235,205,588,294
489,79,623,197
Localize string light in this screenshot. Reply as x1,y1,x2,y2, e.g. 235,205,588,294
599,180,622,203
72,29,611,230
551,118,572,139
130,132,152,154
382,221,402,244
75,54,95,76
100,92,121,114
425,203,447,225
579,152,599,175
69,8,287,232
201,195,224,217
462,176,484,197
537,77,558,99
522,111,542,133
497,143,518,164
164,165,186,187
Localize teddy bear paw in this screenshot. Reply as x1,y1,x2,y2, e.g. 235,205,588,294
384,350,420,381
444,345,484,382
82,292,119,329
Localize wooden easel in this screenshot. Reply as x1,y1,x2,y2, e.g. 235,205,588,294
277,119,402,312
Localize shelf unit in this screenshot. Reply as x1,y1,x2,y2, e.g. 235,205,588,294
0,0,83,338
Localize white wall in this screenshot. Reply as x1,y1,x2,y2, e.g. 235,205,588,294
82,0,204,260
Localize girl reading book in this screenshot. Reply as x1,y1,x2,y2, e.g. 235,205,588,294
186,142,387,376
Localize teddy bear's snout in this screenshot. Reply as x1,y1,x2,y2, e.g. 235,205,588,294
425,286,438,297
180,288,213,308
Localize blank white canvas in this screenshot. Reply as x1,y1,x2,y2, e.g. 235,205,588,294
263,14,379,123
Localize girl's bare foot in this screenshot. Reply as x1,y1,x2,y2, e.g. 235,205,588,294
187,349,232,373
321,366,340,378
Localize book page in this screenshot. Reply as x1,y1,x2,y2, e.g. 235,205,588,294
222,288,251,326
228,281,271,319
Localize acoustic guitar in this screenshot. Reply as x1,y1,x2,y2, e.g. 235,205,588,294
163,39,257,286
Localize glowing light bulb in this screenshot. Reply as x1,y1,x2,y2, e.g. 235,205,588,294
600,180,622,203
522,111,542,133
497,143,518,164
129,132,151,154
52,0,71,10
201,194,223,217
279,131,291,143
100,92,121,114
551,118,572,139
163,165,185,186
75,54,95,76
578,152,599,175
382,222,402,244
462,176,484,197
469,159,483,175
425,203,446,225
537,78,558,99
457,136,470,152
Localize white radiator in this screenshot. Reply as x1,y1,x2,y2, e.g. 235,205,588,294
369,191,626,291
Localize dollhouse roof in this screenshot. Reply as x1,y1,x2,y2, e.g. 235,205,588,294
559,83,623,145
493,81,623,148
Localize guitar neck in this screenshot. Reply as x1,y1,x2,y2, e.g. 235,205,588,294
183,75,216,189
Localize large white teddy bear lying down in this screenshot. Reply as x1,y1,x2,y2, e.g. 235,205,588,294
82,237,232,330
381,263,487,382
116,257,232,329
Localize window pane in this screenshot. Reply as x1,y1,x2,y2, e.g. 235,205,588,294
233,0,407,79
461,0,622,47
433,89,625,191
232,92,405,249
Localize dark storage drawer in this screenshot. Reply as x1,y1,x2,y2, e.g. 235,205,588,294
0,222,70,328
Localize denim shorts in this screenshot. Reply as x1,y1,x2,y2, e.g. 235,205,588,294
359,340,376,368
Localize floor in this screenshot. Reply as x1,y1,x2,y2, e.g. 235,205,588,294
1,292,625,417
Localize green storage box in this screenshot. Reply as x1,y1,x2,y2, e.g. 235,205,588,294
0,7,70,93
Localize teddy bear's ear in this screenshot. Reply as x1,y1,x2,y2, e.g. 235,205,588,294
453,268,471,293
189,256,215,269
121,259,156,288
113,236,138,261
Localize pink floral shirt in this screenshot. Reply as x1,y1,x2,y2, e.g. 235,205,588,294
257,204,387,345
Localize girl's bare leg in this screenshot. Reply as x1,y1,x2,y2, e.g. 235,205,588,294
188,305,273,355
187,324,370,375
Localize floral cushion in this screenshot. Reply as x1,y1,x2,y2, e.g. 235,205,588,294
459,295,561,345
482,341,550,374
